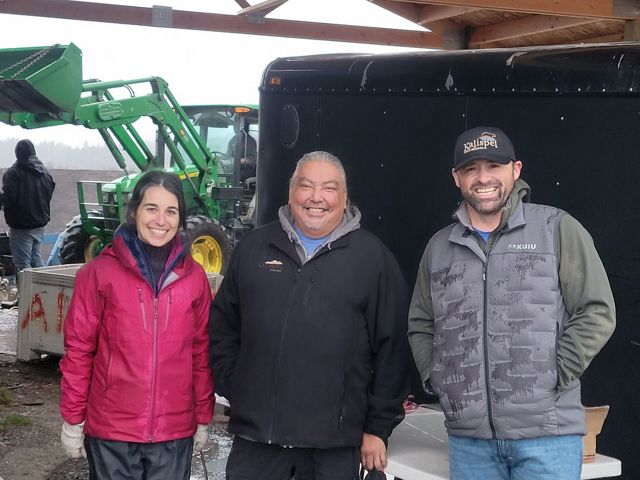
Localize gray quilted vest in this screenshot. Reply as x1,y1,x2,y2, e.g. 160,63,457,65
428,201,585,440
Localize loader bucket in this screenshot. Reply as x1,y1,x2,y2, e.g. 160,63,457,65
0,43,82,114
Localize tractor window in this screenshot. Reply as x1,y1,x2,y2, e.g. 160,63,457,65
187,111,238,173
203,125,236,156
172,107,259,184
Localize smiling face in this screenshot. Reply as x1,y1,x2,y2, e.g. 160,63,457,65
452,159,522,229
289,160,348,238
135,185,180,247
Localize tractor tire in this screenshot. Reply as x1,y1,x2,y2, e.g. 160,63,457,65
58,211,105,264
185,215,231,275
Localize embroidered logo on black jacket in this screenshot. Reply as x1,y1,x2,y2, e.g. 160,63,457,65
260,259,284,272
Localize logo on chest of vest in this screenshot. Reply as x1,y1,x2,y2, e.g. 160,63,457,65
507,243,537,251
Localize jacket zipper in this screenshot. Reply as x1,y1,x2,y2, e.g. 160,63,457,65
148,297,159,442
482,262,497,438
267,265,302,443
482,232,501,439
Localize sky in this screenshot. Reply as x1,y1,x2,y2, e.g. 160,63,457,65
0,0,424,148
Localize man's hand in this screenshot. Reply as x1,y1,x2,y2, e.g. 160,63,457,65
60,421,86,458
360,433,387,472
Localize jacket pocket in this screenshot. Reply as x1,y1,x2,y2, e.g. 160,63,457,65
137,289,148,333
338,373,347,432
162,290,172,332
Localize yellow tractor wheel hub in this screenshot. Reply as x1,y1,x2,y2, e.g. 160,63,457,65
190,234,223,273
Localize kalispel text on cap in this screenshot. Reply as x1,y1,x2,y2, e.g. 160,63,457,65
464,133,498,154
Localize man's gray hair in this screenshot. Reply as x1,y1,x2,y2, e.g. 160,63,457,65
289,151,348,194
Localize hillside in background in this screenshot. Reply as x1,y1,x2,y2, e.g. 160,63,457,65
0,138,137,170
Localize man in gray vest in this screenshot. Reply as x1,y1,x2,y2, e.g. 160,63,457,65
408,126,615,479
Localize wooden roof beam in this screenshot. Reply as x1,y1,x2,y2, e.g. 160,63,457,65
392,0,640,20
367,0,424,24
368,0,465,47
566,32,625,43
469,14,598,47
237,0,289,19
234,0,251,8
0,0,448,49
418,5,481,24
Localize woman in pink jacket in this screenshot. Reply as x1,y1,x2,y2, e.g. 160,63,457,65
59,170,214,479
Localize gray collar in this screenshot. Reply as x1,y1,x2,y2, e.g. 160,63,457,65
278,204,361,262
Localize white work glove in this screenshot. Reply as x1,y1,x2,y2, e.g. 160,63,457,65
193,424,210,452
60,421,86,458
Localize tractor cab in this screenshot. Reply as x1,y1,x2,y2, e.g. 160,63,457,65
180,104,259,226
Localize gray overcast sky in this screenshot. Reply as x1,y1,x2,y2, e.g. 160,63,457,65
0,0,424,147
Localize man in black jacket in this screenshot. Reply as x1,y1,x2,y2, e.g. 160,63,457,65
210,151,409,480
1,139,55,282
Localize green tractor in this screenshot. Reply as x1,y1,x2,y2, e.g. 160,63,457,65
0,43,258,273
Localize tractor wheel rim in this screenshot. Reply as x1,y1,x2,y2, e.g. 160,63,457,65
190,234,223,273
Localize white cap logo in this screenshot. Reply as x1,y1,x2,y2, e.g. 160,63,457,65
463,132,498,155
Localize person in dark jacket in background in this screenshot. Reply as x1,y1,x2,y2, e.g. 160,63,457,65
210,150,410,480
59,170,213,479
0,139,55,282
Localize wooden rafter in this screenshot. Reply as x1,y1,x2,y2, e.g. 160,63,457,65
468,15,598,47
392,0,640,20
421,18,463,33
237,0,288,18
0,0,448,49
234,0,251,8
369,0,465,46
418,5,481,24
368,0,424,24
566,32,624,43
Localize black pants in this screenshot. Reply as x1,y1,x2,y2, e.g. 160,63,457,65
226,436,360,480
84,435,193,480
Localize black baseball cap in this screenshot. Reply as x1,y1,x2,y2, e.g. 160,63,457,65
454,126,516,170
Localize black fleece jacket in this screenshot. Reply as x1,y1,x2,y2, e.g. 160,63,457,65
1,140,55,229
209,221,410,448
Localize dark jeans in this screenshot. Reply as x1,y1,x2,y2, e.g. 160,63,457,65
226,436,360,480
84,435,193,480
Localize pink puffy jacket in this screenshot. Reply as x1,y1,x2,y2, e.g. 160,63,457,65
60,232,214,443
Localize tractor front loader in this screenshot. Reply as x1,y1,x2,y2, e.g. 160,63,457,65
0,43,257,273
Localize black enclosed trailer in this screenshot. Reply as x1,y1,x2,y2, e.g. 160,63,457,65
257,43,640,478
